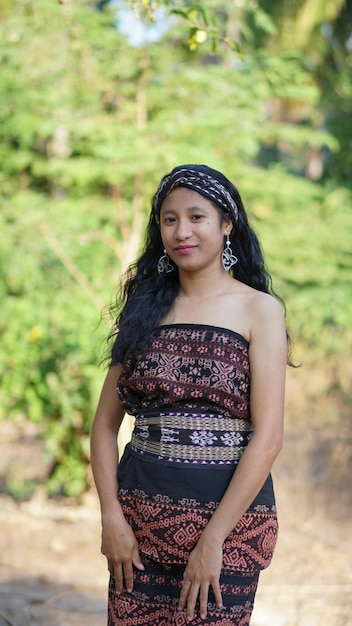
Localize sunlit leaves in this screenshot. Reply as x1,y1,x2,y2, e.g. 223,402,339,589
1,0,351,497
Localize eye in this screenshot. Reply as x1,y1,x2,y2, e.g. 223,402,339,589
191,214,204,221
163,216,176,224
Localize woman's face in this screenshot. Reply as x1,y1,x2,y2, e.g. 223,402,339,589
159,187,232,274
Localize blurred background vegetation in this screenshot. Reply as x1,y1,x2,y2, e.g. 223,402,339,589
0,0,351,497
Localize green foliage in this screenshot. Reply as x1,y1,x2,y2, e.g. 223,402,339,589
5,476,38,502
0,192,112,495
238,167,352,358
0,0,351,497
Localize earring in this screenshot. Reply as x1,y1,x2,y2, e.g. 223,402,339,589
222,236,238,271
157,249,174,275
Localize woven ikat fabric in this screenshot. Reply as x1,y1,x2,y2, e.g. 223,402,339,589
119,486,278,573
108,558,259,625
116,324,278,575
118,324,251,420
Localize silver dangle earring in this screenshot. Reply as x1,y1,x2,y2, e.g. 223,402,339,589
222,235,238,271
157,249,174,275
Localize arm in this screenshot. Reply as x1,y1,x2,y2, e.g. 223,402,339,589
90,365,144,594
179,295,287,621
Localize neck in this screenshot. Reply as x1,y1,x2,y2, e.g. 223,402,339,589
178,267,232,299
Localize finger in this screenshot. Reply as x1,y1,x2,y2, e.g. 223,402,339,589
114,564,124,594
178,578,191,610
132,548,145,571
123,561,134,593
212,580,223,609
186,585,200,622
199,585,209,620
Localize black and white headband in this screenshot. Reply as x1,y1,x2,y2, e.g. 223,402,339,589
153,167,239,225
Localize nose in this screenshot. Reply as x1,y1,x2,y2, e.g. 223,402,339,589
174,218,192,240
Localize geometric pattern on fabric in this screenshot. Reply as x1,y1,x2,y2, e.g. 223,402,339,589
130,411,253,464
113,323,279,623
107,557,259,625
119,487,278,573
117,324,251,421
152,167,240,225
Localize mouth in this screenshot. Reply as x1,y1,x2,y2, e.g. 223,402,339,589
174,245,197,253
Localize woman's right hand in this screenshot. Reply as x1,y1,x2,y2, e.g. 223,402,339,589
101,510,144,594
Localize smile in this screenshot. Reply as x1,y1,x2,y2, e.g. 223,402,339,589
174,245,197,254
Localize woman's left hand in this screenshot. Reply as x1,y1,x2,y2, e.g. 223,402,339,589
178,537,223,622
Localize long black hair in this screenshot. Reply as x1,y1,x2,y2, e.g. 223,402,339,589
108,164,288,366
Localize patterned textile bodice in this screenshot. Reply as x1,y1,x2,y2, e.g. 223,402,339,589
117,324,251,420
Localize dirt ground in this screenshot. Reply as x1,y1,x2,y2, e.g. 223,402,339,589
0,365,351,626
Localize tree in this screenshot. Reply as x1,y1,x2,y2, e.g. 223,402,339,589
243,0,352,185
1,0,351,496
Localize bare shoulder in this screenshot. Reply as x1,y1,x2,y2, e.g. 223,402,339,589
220,280,285,341
245,290,286,342
249,289,284,318
245,290,288,387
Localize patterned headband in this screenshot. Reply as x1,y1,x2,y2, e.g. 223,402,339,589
153,168,239,224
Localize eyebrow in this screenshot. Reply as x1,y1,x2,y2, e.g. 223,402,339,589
160,205,208,214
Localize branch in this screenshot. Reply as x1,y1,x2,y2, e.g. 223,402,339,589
40,224,105,311
0,611,15,626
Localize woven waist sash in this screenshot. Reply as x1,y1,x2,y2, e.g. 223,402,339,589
130,411,253,464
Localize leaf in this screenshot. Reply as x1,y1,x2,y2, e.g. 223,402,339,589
253,8,278,36
169,9,190,20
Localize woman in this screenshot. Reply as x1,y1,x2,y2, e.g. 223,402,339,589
90,164,288,625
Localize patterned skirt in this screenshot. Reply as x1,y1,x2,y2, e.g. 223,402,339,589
108,557,259,625
108,411,278,625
